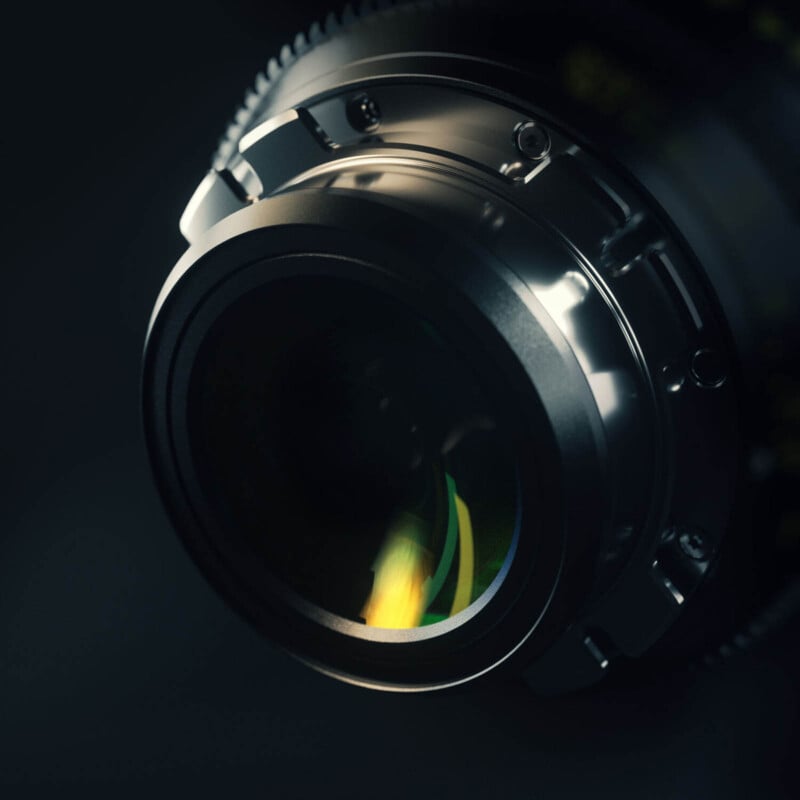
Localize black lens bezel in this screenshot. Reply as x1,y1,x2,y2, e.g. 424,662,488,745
183,269,524,633
143,191,608,689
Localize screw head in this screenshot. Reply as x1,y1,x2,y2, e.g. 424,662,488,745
690,347,726,388
515,121,551,161
660,362,685,393
346,93,382,133
677,528,710,560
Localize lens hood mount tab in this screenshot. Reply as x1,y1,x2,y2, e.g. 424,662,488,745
179,169,252,245
239,107,337,195
180,106,338,245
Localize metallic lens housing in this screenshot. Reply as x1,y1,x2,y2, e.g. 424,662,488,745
143,0,799,692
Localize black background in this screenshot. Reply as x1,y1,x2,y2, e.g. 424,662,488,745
2,1,798,796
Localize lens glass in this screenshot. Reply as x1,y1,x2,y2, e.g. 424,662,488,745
188,276,519,629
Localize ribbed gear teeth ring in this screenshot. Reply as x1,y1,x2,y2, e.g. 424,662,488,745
211,0,404,170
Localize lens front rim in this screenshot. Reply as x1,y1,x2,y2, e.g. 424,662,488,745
180,265,525,640
143,190,610,689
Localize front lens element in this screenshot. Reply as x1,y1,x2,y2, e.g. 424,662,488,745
188,276,518,630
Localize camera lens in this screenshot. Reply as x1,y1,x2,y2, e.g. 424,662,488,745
188,276,518,630
143,0,799,691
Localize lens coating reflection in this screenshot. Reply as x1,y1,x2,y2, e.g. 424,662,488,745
189,276,518,630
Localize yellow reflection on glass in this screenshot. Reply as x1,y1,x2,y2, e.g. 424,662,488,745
361,477,477,629
361,513,431,629
449,494,475,616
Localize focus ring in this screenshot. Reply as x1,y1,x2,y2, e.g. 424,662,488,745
212,0,417,169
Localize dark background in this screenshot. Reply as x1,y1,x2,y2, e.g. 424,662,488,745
2,1,798,796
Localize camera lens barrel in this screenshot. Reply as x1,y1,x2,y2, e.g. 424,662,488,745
143,1,798,691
